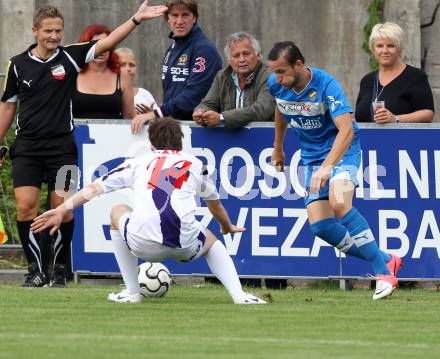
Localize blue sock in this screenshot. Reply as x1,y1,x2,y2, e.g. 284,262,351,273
310,218,369,260
340,208,390,275
310,217,352,250
340,208,392,264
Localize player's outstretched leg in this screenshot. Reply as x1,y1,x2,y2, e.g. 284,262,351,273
340,208,398,300
202,229,266,304
107,205,142,303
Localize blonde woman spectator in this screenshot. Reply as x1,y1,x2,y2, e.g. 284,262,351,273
355,22,434,123
115,47,156,114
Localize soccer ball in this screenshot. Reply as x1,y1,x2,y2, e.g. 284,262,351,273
137,262,171,298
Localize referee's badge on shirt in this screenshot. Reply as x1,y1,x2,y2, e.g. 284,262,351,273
51,64,66,80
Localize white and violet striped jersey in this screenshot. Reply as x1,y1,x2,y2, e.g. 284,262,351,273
94,150,219,248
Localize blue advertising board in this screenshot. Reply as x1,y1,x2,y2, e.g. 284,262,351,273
72,123,440,279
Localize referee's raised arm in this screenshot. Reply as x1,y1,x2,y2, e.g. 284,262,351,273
94,0,167,57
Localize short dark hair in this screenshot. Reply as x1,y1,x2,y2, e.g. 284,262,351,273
165,0,198,20
267,41,305,65
148,117,183,151
33,5,64,28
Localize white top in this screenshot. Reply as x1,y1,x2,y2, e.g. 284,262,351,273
134,87,156,107
94,150,219,248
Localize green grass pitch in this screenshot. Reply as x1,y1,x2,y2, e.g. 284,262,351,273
1,283,439,359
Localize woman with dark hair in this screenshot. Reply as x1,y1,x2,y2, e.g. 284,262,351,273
73,24,135,119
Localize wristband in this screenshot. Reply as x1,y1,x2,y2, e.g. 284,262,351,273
219,114,225,126
131,16,141,26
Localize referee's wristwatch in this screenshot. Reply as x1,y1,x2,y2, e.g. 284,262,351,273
394,115,400,123
131,15,141,26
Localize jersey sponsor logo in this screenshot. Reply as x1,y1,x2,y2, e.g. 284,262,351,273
178,54,188,66
277,99,324,117
327,96,344,112
170,67,189,82
23,79,33,88
51,64,66,80
290,118,323,130
170,67,189,76
308,90,317,100
172,75,186,82
192,57,206,73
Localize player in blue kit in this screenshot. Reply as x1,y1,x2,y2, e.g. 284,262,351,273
267,41,401,300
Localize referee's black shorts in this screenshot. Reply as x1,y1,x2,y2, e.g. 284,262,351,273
10,134,78,192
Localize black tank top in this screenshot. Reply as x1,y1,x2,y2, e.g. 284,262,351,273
73,74,123,119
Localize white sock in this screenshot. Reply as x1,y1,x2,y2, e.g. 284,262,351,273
110,229,140,294
204,240,245,300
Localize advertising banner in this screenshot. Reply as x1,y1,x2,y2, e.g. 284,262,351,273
73,123,440,279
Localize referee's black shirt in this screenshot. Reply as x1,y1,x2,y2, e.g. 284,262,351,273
1,41,97,140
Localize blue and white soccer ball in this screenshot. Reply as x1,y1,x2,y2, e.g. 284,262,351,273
137,262,171,298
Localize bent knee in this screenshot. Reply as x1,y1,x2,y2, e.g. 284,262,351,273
16,202,39,220
330,201,351,218
110,204,132,229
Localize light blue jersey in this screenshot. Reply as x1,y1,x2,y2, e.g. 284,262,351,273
268,67,360,165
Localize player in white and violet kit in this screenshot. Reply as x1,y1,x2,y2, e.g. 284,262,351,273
267,41,402,300
0,1,167,287
31,118,266,304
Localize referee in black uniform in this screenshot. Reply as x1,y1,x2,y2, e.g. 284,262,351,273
0,1,167,287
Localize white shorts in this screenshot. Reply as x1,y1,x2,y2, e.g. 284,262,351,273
118,212,206,262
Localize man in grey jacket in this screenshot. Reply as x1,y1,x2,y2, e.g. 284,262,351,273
192,32,275,128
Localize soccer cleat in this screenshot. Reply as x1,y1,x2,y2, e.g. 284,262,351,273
372,274,398,300
50,264,67,288
22,263,48,288
107,289,143,303
233,292,267,305
386,254,403,277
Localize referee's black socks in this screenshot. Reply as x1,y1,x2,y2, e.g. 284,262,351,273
17,220,44,273
53,219,74,268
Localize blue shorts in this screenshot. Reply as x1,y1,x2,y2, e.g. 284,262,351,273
304,151,360,206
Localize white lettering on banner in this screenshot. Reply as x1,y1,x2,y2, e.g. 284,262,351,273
195,206,248,256
413,210,440,258
399,150,429,199
365,151,396,199
378,210,409,258
310,237,343,257
197,206,440,259
258,148,286,198
289,150,305,196
252,208,279,256
435,151,440,198
222,208,248,255
280,208,309,256
355,152,364,198
220,148,255,197
190,147,216,170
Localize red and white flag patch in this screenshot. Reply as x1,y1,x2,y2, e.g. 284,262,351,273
51,64,66,80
